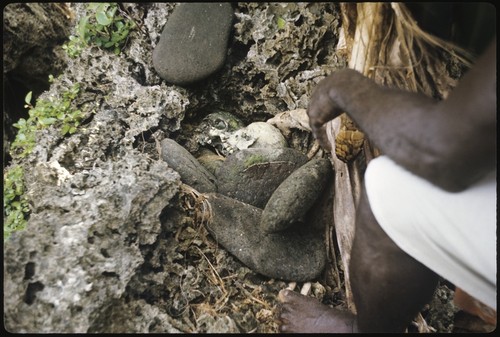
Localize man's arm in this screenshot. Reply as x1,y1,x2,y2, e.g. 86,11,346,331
308,39,496,192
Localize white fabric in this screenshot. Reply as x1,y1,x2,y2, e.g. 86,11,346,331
364,155,497,310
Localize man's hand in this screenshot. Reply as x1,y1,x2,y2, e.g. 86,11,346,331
307,75,345,152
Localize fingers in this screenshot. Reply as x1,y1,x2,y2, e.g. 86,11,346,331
307,77,343,152
311,123,332,152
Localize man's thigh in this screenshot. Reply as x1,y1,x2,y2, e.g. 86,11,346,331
364,155,496,310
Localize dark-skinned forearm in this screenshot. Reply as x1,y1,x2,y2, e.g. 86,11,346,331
321,70,455,187
309,47,496,192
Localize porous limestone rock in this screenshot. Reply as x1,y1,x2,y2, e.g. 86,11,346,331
4,154,180,333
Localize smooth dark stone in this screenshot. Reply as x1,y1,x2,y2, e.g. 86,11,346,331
160,138,217,193
214,148,308,208
206,193,326,281
261,158,333,233
152,3,233,85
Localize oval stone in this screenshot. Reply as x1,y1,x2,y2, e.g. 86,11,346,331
261,158,333,233
152,3,234,85
160,138,217,193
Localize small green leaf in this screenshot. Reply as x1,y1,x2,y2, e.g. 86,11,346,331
107,6,117,19
13,118,26,127
96,11,113,26
277,17,286,30
61,124,71,135
100,36,111,43
24,91,32,105
39,117,57,125
78,15,90,40
15,185,24,196
87,3,100,10
97,3,110,12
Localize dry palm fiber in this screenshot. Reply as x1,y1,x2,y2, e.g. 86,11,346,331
325,3,473,314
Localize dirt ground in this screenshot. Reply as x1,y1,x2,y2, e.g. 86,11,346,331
145,183,494,333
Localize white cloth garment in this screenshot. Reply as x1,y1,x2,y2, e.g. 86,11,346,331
365,155,496,310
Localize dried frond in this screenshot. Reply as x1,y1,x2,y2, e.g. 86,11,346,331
339,2,473,97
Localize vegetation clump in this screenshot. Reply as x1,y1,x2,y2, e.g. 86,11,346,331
3,166,29,241
63,2,136,58
5,77,85,240
11,79,83,159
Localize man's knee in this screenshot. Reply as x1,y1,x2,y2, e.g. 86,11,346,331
352,187,398,257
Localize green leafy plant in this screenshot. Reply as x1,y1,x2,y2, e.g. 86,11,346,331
3,165,29,241
6,79,84,239
11,81,83,158
63,3,136,58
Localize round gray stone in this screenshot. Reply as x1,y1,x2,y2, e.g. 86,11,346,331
152,3,234,85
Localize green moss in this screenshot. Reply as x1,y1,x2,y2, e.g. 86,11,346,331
244,154,267,167
227,118,244,132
